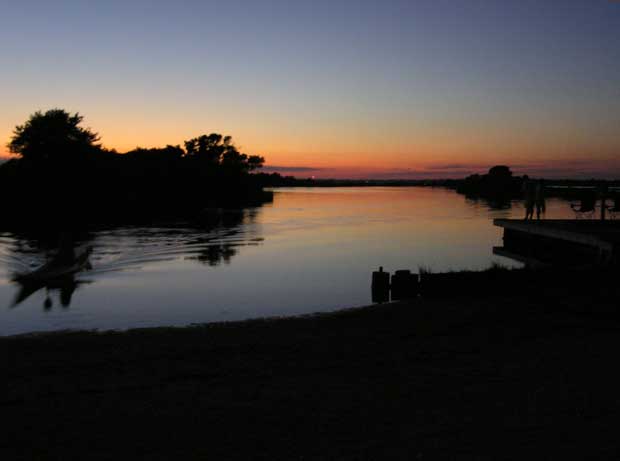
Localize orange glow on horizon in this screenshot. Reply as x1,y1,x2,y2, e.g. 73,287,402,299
2,111,619,179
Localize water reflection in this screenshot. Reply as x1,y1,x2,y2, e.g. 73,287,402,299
0,187,580,336
3,207,265,309
464,196,512,211
15,277,92,310
11,235,93,308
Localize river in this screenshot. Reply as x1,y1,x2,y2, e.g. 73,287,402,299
0,186,576,335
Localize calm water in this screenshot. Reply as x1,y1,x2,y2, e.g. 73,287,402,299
0,187,575,336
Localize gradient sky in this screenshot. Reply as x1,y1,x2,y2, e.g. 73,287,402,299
1,0,619,178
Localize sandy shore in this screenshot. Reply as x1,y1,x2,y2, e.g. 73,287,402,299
3,286,620,460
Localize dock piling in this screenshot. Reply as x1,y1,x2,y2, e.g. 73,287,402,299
371,266,390,303
391,270,419,300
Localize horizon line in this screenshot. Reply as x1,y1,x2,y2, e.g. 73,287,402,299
2,154,619,181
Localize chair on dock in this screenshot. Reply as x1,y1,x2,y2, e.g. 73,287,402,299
571,192,596,219
607,194,620,219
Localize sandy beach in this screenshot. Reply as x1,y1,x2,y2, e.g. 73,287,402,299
3,281,620,460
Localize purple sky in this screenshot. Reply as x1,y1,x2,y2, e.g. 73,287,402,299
1,0,619,178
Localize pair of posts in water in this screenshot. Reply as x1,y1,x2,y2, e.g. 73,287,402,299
371,267,418,303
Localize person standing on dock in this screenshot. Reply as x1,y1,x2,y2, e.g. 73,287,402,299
522,176,535,220
535,179,546,220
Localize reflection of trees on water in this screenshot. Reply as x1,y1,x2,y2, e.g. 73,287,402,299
465,196,513,211
187,208,264,266
16,278,92,310
190,241,237,266
2,207,267,309
2,229,94,309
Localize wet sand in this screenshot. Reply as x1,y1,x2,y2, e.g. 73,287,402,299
3,287,620,460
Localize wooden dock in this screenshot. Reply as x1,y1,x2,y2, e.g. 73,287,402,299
493,219,620,267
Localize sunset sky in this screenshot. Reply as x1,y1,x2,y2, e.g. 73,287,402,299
1,0,619,178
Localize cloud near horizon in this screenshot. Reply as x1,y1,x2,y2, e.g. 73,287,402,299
262,165,325,173
263,160,620,180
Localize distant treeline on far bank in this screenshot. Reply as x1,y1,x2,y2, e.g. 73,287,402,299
262,166,619,198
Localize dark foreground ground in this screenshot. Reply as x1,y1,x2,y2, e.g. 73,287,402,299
3,285,620,460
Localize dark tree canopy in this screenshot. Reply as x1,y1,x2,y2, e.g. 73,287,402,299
125,145,185,162
7,109,100,163
456,165,522,207
1,109,272,224
184,133,264,172
184,134,232,164
488,165,512,178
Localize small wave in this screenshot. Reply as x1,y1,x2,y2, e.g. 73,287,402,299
0,222,265,283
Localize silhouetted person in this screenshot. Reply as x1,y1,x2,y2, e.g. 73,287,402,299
522,176,535,220
535,180,546,220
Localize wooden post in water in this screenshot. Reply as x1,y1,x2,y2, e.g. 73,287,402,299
391,270,419,300
371,266,390,303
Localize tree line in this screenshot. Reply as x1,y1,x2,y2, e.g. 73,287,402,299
0,109,273,226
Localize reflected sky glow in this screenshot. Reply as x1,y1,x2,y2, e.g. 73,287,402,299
0,187,579,335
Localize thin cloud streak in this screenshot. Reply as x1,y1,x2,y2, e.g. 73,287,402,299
262,165,325,173
262,161,620,180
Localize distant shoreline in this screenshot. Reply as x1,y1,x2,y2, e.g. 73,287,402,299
264,179,620,204
264,177,620,188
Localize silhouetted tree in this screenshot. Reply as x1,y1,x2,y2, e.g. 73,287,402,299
184,133,264,172
125,145,184,161
246,155,265,171
7,109,100,164
1,111,272,224
184,134,231,164
456,165,521,208
488,165,512,179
